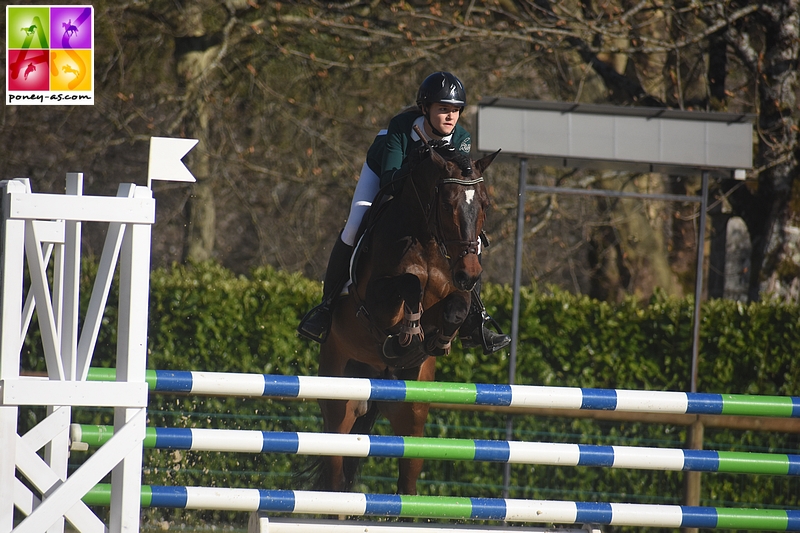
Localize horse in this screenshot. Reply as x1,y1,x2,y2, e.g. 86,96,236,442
24,63,36,81
62,21,79,37
309,139,500,495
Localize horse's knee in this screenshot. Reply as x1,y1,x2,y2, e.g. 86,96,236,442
319,399,352,432
370,273,421,310
394,273,423,308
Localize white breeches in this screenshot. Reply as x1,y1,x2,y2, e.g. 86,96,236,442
341,162,381,246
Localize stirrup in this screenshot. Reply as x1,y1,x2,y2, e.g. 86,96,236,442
461,325,510,355
461,312,510,355
297,304,332,344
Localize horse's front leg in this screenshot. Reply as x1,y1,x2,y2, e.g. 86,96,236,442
368,273,428,367
424,291,470,356
380,357,436,495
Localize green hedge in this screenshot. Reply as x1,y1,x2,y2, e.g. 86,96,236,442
22,261,800,530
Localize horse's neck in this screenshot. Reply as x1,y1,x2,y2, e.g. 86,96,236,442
396,174,436,235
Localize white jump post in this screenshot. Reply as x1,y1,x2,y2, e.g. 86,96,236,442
0,137,196,533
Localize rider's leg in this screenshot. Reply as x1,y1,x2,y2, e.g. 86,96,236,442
459,275,511,355
297,163,380,343
341,162,381,247
297,233,354,343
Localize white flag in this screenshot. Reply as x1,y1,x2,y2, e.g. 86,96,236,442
147,136,198,186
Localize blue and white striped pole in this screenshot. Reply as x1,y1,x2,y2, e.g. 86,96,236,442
83,485,800,531
88,368,800,418
72,426,800,476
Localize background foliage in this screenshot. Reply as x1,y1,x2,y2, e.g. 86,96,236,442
3,0,800,302
21,262,799,531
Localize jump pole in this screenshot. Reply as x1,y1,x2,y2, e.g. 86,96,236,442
71,425,800,477
88,368,800,418
248,517,599,533
82,484,800,531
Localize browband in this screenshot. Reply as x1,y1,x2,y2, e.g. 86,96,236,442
440,177,484,186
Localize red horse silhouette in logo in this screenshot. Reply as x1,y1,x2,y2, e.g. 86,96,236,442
24,62,36,80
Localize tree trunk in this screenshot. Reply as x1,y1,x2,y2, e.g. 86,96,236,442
753,1,800,300
726,1,799,301
588,176,680,300
175,2,218,263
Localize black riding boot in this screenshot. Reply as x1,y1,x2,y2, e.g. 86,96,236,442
297,235,354,343
459,278,511,355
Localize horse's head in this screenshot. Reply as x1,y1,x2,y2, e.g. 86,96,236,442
427,146,500,291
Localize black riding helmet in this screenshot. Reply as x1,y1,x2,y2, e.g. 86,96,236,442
416,71,467,110
416,72,466,137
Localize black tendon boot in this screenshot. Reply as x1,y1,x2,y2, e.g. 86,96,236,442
459,278,511,355
297,235,354,343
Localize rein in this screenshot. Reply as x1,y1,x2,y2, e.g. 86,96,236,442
406,126,484,267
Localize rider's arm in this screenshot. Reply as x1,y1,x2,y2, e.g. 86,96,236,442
379,118,411,190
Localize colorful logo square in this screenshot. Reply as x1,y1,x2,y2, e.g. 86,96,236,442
50,6,92,49
7,6,50,49
6,5,94,105
50,49,92,91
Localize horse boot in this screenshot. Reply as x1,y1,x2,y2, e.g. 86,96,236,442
459,279,511,355
297,235,354,343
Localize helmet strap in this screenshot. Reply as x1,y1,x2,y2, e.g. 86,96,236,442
422,106,450,139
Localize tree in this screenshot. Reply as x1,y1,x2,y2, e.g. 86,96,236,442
1,0,797,302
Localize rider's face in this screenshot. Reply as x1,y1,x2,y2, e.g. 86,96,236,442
426,103,461,137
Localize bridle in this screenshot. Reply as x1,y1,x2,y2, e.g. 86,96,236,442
408,168,484,269
406,124,484,270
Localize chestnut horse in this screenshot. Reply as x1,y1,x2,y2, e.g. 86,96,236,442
311,141,500,494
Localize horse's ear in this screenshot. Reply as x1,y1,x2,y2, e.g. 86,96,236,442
474,149,501,174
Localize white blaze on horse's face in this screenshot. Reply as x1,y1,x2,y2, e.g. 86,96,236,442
464,189,475,205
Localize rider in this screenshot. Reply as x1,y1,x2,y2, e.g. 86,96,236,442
298,71,511,355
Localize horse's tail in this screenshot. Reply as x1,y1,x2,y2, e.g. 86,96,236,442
295,454,327,491
296,402,381,492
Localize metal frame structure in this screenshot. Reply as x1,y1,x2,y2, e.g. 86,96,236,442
475,97,755,494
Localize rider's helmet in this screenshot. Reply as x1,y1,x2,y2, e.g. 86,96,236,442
416,72,467,111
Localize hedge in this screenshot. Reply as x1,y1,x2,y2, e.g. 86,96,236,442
20,261,800,531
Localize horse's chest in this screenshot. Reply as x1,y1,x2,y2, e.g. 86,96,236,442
422,256,456,298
